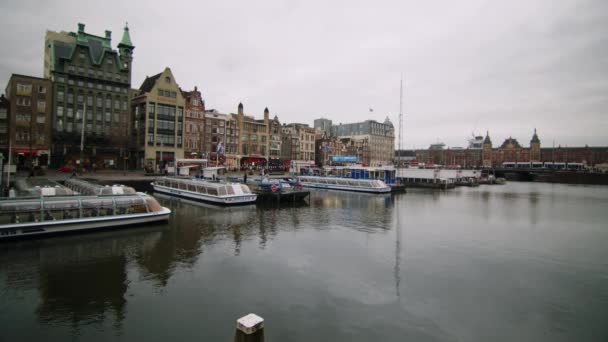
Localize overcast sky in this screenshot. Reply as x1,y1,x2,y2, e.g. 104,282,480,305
1,0,606,149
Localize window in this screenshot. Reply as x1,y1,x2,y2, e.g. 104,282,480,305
114,113,120,123
66,122,73,132
67,93,74,104
67,108,73,118
105,98,111,108
122,100,127,111
114,99,120,109
96,97,102,107
87,96,93,106
148,102,155,114
77,94,84,104
16,114,31,122
105,112,111,122
38,85,46,93
37,115,46,124
17,97,31,106
37,100,46,112
0,109,7,119
87,111,93,120
57,119,63,131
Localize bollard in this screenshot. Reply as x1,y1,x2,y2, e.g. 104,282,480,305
234,313,264,342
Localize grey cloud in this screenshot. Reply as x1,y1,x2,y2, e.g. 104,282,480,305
0,0,606,149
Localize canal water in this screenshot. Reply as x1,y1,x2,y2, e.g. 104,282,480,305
1,183,607,341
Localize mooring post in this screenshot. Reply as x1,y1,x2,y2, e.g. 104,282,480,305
234,313,264,342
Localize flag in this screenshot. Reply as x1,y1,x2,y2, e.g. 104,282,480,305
216,139,223,154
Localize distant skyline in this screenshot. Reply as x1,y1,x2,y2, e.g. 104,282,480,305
1,0,607,149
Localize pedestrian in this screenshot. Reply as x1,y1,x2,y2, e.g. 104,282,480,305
243,171,247,184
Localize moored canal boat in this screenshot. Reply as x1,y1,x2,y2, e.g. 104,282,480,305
151,177,257,205
0,194,171,240
296,176,391,193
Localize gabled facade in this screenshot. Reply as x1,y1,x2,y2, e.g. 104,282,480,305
44,23,134,169
202,109,239,169
183,87,205,157
234,103,270,169
130,67,185,170
267,113,283,171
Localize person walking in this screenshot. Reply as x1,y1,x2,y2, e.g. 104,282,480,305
243,171,248,184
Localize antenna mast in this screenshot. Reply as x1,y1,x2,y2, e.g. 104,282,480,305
399,75,403,153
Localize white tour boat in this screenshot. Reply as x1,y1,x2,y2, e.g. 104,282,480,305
151,177,257,205
296,176,391,193
0,193,171,240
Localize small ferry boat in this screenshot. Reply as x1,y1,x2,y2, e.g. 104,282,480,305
151,177,257,205
0,194,171,240
296,176,391,193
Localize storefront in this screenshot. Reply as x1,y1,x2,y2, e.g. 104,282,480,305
240,156,267,170
11,148,50,169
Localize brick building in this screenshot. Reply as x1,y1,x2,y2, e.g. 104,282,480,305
182,86,205,157
4,75,53,169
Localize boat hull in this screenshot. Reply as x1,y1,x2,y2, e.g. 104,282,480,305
0,207,171,240
152,184,257,205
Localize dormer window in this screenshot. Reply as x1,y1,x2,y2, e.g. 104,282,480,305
165,76,171,83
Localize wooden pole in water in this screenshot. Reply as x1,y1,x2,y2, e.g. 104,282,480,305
234,313,264,342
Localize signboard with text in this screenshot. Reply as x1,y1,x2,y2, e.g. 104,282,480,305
332,156,357,163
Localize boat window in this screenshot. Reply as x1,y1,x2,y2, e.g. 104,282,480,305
218,187,227,196
207,187,218,196
196,185,206,194
240,185,252,194
188,184,197,192
226,186,235,195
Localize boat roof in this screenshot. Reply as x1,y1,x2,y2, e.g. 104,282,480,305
159,177,242,189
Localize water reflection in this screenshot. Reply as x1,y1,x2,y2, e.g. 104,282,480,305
140,194,258,277
308,190,395,233
0,228,163,335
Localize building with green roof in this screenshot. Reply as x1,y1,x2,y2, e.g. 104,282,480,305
44,22,134,169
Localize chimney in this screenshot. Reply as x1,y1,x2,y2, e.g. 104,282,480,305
105,30,112,40
78,23,85,33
